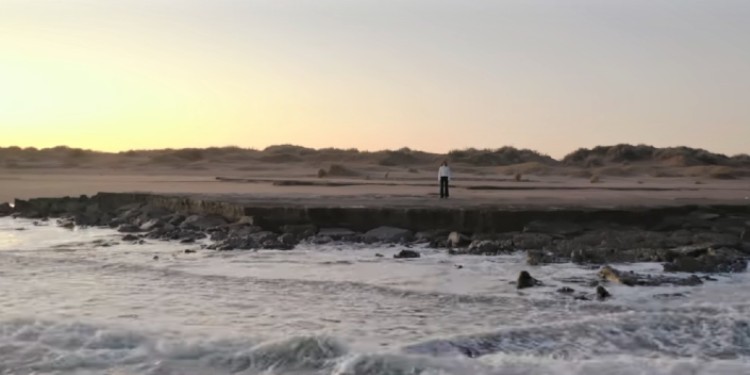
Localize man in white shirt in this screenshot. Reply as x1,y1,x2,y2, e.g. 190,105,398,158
438,161,452,198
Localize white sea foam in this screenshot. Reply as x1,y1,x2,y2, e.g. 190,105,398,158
1,217,748,374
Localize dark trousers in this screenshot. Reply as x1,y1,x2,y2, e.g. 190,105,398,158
440,177,450,198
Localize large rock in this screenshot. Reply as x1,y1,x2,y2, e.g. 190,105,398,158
364,226,413,243
517,271,542,289
180,214,227,230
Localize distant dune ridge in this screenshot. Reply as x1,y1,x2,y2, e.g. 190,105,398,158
0,144,748,179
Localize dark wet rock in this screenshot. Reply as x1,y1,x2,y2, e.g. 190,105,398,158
180,214,227,231
184,249,197,254
261,238,294,250
122,234,140,242
210,231,229,242
455,264,464,269
512,233,553,250
517,271,542,289
375,253,384,258
596,286,612,300
447,232,471,248
364,226,413,243
692,232,741,248
523,221,583,236
466,239,514,255
180,238,195,244
153,255,159,261
557,287,575,294
278,233,299,247
394,249,421,259
281,224,317,239
415,230,450,244
0,202,12,217
664,247,747,273
250,231,278,244
117,224,141,233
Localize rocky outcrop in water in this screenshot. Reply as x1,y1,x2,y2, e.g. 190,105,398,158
394,249,421,259
5,193,750,268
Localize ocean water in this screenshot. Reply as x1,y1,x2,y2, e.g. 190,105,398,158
1,217,749,375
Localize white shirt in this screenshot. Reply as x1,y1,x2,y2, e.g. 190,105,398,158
438,165,452,180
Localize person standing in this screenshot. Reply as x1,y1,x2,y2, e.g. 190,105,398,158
438,161,451,198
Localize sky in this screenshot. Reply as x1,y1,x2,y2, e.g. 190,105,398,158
1,0,748,158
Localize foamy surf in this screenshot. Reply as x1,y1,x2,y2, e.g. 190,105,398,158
1,217,749,374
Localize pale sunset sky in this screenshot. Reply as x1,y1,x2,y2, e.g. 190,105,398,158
1,0,748,158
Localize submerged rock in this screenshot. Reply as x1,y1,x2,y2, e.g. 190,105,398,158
517,271,542,289
394,249,421,259
596,286,612,300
